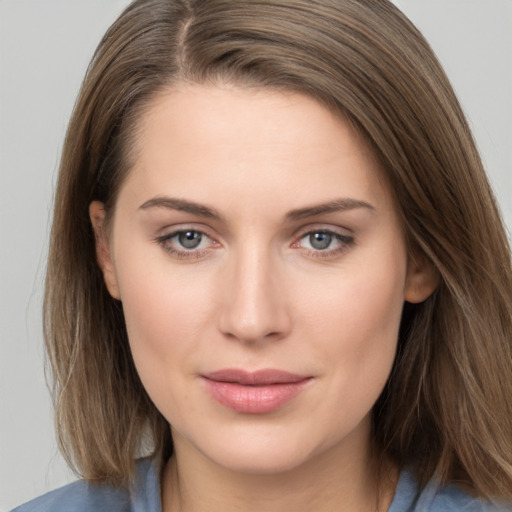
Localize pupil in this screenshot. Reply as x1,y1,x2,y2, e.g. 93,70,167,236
310,232,331,250
179,231,202,249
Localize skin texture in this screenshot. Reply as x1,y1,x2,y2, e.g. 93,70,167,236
90,85,436,511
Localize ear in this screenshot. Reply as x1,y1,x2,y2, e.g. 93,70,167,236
404,252,438,303
89,201,121,300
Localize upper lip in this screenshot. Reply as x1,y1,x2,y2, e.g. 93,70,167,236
203,369,309,386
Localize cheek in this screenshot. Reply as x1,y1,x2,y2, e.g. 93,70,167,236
110,230,216,400
117,267,210,419
118,264,212,359
304,246,405,334
298,242,407,388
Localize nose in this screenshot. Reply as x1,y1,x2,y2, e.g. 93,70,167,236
217,247,292,344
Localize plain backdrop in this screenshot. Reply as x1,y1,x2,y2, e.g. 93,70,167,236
1,1,511,509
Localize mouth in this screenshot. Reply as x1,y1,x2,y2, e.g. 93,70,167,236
201,369,312,414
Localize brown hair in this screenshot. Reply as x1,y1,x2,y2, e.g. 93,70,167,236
44,0,512,498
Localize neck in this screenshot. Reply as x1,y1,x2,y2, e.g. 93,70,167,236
161,426,398,512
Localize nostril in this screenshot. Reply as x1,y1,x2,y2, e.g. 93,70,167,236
216,254,292,343
218,301,291,344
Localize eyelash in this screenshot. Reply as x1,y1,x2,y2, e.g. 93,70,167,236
155,229,217,260
293,230,354,259
155,228,354,260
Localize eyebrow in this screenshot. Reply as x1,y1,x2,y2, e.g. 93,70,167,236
139,196,223,220
284,198,375,221
138,196,375,222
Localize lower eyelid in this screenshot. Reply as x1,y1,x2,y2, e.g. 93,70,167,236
155,229,221,259
156,227,352,258
295,231,355,256
308,240,352,254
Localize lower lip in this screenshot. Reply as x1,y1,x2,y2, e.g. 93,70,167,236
203,378,311,413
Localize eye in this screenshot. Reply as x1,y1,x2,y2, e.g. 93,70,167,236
177,230,203,249
307,232,334,250
293,229,354,258
155,228,219,259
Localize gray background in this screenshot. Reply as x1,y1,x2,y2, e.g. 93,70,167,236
1,1,511,509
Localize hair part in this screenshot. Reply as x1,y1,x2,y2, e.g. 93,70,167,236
44,0,512,497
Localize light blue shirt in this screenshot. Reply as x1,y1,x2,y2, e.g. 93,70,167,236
11,458,511,511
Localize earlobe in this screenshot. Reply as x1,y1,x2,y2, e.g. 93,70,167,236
89,201,121,300
404,253,438,304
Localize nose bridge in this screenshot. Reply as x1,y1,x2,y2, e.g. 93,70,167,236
218,241,290,343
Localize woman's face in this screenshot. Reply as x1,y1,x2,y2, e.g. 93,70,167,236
91,85,434,474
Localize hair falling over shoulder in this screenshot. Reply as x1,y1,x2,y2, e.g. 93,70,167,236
44,0,512,498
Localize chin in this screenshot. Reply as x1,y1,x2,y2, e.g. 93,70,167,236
209,443,315,475
185,421,348,476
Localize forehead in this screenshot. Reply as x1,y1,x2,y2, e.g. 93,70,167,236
135,84,369,157
119,84,393,216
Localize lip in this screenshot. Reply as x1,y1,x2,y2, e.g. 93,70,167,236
202,369,312,414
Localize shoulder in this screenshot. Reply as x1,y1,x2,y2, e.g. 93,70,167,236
10,458,161,512
424,483,511,512
389,469,512,512
10,480,130,512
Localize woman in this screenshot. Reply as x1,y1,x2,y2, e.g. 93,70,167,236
12,0,512,510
